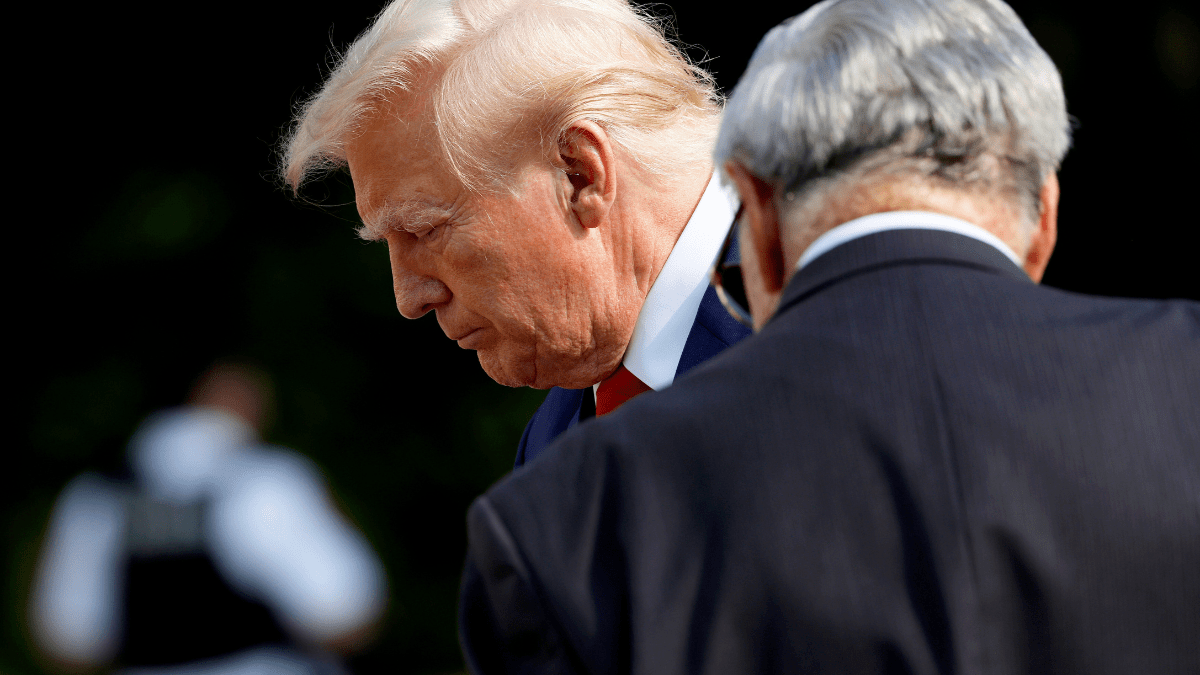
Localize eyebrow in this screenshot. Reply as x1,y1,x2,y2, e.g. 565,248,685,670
358,199,454,241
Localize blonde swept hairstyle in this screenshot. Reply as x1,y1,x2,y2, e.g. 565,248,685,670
282,0,722,194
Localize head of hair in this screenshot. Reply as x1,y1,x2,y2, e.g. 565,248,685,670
282,0,721,195
715,0,1071,230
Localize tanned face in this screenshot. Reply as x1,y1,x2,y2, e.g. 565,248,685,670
345,106,635,389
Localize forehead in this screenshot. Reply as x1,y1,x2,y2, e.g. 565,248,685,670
345,103,464,239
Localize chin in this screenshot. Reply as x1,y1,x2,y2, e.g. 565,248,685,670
477,338,615,390
477,350,539,389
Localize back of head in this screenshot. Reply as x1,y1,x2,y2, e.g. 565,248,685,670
283,0,721,194
715,0,1071,233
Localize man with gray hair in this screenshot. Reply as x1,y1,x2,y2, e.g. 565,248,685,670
458,0,1200,672
283,0,750,465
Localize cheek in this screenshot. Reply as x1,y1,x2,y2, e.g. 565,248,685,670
441,230,511,297
451,189,591,342
440,234,543,342
455,231,572,310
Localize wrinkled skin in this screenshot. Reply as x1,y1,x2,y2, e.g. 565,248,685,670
346,105,653,389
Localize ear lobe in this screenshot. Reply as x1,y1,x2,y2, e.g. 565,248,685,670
558,122,616,229
1024,171,1059,283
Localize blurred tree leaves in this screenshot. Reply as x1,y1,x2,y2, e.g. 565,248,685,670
1157,7,1199,91
30,358,145,464
83,173,230,262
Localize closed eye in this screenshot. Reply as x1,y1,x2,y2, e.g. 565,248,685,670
368,200,454,241
414,220,448,242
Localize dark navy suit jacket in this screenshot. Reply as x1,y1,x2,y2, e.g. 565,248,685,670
514,277,752,468
461,228,1200,675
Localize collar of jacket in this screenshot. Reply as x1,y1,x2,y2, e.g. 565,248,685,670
772,227,1032,323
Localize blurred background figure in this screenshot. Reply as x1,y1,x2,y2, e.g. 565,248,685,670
28,363,387,675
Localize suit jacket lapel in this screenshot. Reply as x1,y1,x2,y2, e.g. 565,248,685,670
515,387,587,467
675,285,754,378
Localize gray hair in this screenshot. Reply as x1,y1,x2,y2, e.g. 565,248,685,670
715,0,1071,225
282,0,721,195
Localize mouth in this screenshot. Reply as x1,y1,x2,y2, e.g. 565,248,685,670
449,327,484,349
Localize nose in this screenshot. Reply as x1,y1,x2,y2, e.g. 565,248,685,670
386,234,452,319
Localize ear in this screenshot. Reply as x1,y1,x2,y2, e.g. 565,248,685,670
557,120,616,229
1024,171,1059,283
724,161,785,294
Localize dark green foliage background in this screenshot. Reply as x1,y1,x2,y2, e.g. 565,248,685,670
4,1,1196,673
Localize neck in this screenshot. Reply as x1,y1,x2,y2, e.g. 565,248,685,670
616,165,714,296
576,164,712,386
781,178,1030,280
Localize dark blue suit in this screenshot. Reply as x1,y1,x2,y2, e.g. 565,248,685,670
514,278,752,467
462,228,1200,675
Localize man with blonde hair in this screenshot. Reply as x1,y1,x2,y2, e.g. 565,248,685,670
282,0,750,465
458,0,1200,672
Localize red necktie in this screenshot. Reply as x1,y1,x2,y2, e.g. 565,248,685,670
595,365,652,415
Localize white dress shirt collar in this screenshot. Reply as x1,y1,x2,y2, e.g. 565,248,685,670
619,174,739,391
797,210,1024,271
